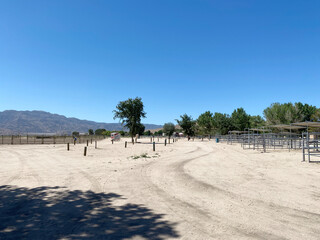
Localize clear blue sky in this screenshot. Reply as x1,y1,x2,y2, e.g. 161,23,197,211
0,0,319,125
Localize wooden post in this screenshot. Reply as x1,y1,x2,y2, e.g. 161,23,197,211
150,137,152,143
87,140,89,146
84,146,87,156
125,141,127,148
168,137,170,144
153,142,155,151
91,139,92,144
95,141,97,149
165,139,167,146
11,135,13,145
67,143,70,151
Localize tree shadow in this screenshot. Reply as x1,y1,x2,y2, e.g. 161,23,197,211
0,185,179,240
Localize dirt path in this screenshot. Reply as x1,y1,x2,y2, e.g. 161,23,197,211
0,139,319,239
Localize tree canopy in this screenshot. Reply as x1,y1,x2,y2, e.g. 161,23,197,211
197,111,214,135
163,123,175,137
95,129,106,135
212,113,232,135
113,97,146,141
263,102,317,125
176,114,196,136
88,129,94,135
231,108,250,131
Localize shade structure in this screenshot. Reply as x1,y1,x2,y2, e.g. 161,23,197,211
292,121,320,128
270,124,306,130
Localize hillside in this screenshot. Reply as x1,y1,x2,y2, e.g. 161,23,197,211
0,110,162,135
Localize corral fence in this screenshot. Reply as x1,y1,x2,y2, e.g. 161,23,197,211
302,132,320,163
0,135,106,145
241,133,303,151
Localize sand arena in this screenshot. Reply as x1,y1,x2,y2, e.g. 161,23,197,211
0,138,319,239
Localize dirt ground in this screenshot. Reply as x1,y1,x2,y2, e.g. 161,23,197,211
0,138,319,239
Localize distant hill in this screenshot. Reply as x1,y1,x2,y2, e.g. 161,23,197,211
0,110,162,135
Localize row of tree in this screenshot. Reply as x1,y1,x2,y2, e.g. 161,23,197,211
111,98,319,140
175,102,320,136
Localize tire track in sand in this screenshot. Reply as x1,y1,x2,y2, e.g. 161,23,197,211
119,144,222,239
4,150,43,186
166,142,320,239
47,153,102,192
1,151,25,185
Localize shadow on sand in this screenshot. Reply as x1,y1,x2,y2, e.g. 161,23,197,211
0,185,179,240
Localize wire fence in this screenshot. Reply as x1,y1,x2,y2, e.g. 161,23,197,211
0,135,106,145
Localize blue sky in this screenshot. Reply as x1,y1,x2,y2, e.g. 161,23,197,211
0,0,319,125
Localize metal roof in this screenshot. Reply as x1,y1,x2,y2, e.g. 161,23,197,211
228,130,246,134
292,122,320,128
249,128,270,132
270,124,306,130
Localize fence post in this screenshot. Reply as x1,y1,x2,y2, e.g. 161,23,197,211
125,141,127,148
67,143,70,151
153,142,155,151
165,139,167,146
87,140,89,146
84,146,87,156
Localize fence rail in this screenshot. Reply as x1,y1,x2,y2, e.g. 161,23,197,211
0,135,105,145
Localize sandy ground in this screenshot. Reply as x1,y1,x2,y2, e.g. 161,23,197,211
0,138,319,240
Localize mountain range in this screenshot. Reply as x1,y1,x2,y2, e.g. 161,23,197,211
0,110,162,135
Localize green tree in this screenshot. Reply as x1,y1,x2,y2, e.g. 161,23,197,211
143,130,152,136
137,123,145,136
212,113,233,135
231,108,250,131
249,115,265,128
88,129,94,135
163,122,175,137
154,130,163,136
113,97,146,142
176,114,196,137
118,130,126,136
311,109,320,121
197,111,214,135
102,130,111,136
263,102,317,125
95,129,106,135
72,131,80,137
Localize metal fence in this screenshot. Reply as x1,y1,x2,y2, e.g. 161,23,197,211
241,133,303,151
302,132,320,163
0,135,105,145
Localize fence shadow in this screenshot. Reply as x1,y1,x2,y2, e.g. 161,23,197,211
0,185,179,240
